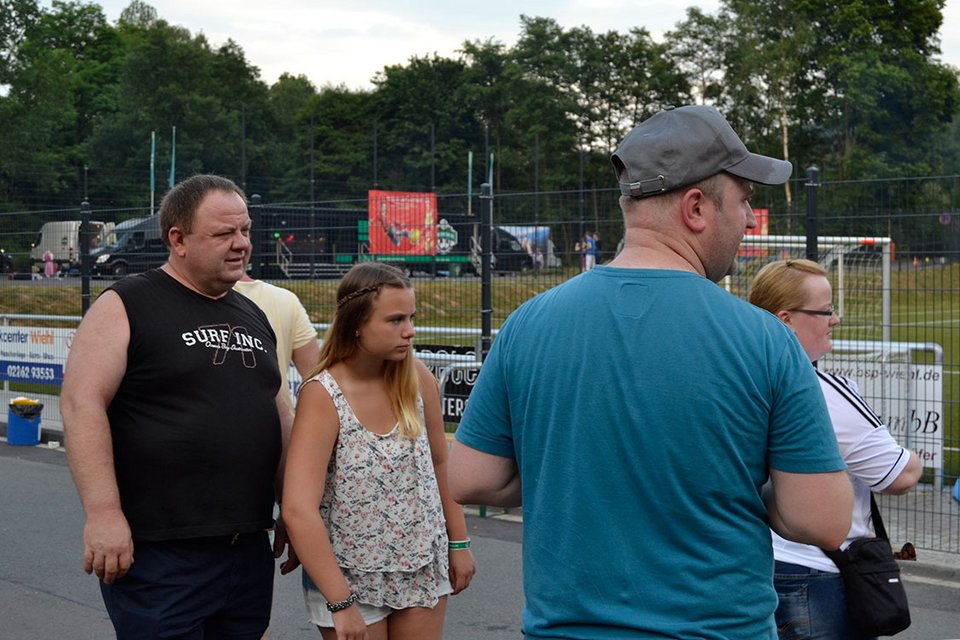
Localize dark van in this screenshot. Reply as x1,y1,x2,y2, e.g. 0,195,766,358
456,223,535,275
488,226,535,273
92,216,167,276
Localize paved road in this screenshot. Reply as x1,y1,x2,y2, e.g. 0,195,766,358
0,442,523,640
3,441,959,639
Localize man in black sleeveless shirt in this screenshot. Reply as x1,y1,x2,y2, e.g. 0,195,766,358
62,175,295,639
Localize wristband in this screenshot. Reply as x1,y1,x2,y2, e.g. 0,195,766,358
448,539,471,550
326,593,358,612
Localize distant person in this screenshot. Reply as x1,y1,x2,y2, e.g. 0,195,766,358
449,105,853,638
1,248,13,273
283,262,475,640
61,174,294,640
592,230,602,264
749,258,922,639
582,232,597,271
43,249,56,278
234,268,320,409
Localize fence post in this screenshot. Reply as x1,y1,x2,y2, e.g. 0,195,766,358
249,193,262,279
480,182,493,360
805,166,819,261
80,200,91,316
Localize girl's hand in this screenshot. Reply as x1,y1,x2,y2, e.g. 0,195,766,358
448,548,477,595
333,605,367,640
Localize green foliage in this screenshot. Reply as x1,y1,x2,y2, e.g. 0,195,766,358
306,86,376,198
0,0,40,83
373,54,476,192
0,0,958,217
117,0,157,27
0,1,119,208
714,0,959,184
666,7,727,105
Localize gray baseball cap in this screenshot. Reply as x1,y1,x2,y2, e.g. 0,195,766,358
611,105,793,198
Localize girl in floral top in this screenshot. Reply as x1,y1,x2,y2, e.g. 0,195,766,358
283,262,475,640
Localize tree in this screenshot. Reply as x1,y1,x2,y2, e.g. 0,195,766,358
460,38,516,188
372,54,477,192
0,0,40,84
263,73,317,199
118,0,157,28
812,0,959,177
86,17,275,205
720,0,823,206
0,1,122,207
665,7,727,105
719,0,959,182
608,28,690,141
302,84,374,199
1,1,958,218
513,16,688,158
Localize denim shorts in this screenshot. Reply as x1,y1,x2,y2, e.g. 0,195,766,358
774,560,874,640
100,532,274,640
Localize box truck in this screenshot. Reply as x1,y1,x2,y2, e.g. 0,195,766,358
30,221,107,273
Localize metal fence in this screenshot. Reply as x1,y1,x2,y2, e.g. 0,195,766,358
2,173,959,553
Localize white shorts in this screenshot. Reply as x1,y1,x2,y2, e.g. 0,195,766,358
308,599,393,628
306,582,453,628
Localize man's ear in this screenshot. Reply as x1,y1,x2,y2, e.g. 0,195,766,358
678,187,708,233
776,309,793,327
168,226,187,257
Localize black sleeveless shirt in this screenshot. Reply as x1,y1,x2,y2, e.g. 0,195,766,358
107,269,281,541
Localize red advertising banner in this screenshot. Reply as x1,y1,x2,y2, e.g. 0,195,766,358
368,190,437,255
739,208,769,257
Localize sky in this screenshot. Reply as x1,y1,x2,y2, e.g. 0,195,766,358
44,0,960,90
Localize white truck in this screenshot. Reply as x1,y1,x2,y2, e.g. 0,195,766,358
30,220,108,274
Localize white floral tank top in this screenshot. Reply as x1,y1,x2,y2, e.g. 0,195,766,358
309,370,449,607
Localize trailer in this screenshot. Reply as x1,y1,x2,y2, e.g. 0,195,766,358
253,205,534,279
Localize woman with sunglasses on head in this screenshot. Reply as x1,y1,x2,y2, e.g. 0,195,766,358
749,259,922,640
282,262,475,640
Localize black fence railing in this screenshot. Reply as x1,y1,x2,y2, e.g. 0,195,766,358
2,176,959,553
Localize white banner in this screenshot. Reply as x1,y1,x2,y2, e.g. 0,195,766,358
819,353,943,470
0,327,74,385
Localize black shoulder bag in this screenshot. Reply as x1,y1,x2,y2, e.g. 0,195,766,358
822,496,911,637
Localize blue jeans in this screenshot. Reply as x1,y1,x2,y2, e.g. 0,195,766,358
774,560,875,640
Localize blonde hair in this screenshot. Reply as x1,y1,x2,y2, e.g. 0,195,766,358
748,258,827,314
307,262,422,439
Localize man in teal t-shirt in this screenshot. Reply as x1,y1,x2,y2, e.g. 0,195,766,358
449,105,854,639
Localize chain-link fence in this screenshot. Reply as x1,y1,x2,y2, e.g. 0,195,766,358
2,174,959,553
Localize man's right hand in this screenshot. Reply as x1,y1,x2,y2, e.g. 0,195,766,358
83,509,134,584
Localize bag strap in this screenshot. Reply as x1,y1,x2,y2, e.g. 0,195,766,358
870,494,890,541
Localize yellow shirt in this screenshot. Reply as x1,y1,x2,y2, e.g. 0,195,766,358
233,279,317,406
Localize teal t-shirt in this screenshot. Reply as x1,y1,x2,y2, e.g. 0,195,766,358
456,266,845,639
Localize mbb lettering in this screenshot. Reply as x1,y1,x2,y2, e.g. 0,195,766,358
911,409,940,434
886,409,940,435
